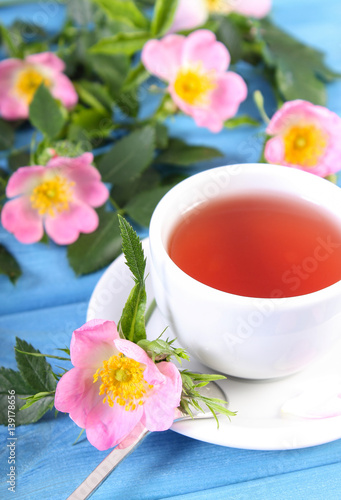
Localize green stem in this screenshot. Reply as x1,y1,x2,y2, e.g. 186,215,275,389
109,196,124,214
14,349,70,361
253,90,270,124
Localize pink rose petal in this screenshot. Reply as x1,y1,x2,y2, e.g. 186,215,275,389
26,52,66,72
183,30,230,73
168,0,208,34
142,361,182,431
114,339,166,386
51,73,78,109
1,197,44,244
141,35,185,82
235,0,271,18
70,320,119,369
44,201,99,245
6,166,46,197
86,402,143,450
54,367,100,429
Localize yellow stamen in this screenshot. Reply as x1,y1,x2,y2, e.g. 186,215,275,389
173,65,216,107
283,124,328,167
15,67,52,104
206,0,233,14
93,353,153,411
30,175,74,216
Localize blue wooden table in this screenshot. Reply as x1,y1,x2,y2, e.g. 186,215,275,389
1,1,341,499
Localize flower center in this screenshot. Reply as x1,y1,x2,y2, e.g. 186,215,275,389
283,124,328,167
30,175,75,216
15,67,52,104
173,66,216,107
93,353,153,411
206,0,232,14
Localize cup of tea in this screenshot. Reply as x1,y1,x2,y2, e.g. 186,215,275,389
149,163,341,379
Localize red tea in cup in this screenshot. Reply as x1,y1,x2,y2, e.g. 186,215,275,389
168,193,341,298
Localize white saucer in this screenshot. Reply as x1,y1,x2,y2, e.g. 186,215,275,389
87,239,341,450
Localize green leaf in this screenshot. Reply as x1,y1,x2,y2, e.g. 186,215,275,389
179,371,236,422
67,108,115,147
116,88,139,118
0,366,34,396
0,119,15,151
0,24,22,58
258,19,341,105
97,126,155,184
29,85,66,139
117,215,147,343
70,108,113,139
90,31,151,56
124,183,176,227
8,150,30,171
138,337,190,364
111,167,161,208
15,338,56,393
88,53,130,97
118,215,146,285
74,80,113,112
224,115,260,128
154,122,169,149
67,210,122,275
216,16,244,64
151,0,179,36
0,245,22,284
122,61,150,92
91,0,149,29
0,366,55,425
157,138,223,166
119,283,147,342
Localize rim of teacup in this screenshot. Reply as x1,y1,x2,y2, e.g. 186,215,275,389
149,163,341,308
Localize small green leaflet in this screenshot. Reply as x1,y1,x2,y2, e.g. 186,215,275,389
151,0,179,36
89,31,151,56
97,126,155,185
122,62,150,92
29,84,66,139
0,245,22,284
0,338,57,425
91,0,149,30
118,215,146,285
257,19,341,106
67,210,122,276
15,338,56,393
180,371,236,425
138,337,190,364
157,139,223,167
0,119,15,151
117,216,147,343
124,183,178,228
119,284,147,343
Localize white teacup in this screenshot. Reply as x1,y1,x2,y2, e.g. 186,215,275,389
149,164,341,380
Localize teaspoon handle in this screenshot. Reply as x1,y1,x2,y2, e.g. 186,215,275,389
67,428,150,500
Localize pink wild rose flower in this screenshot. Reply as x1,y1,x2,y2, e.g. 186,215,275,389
168,0,271,33
1,153,109,245
141,30,247,133
0,52,78,120
264,100,341,177
54,320,182,451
